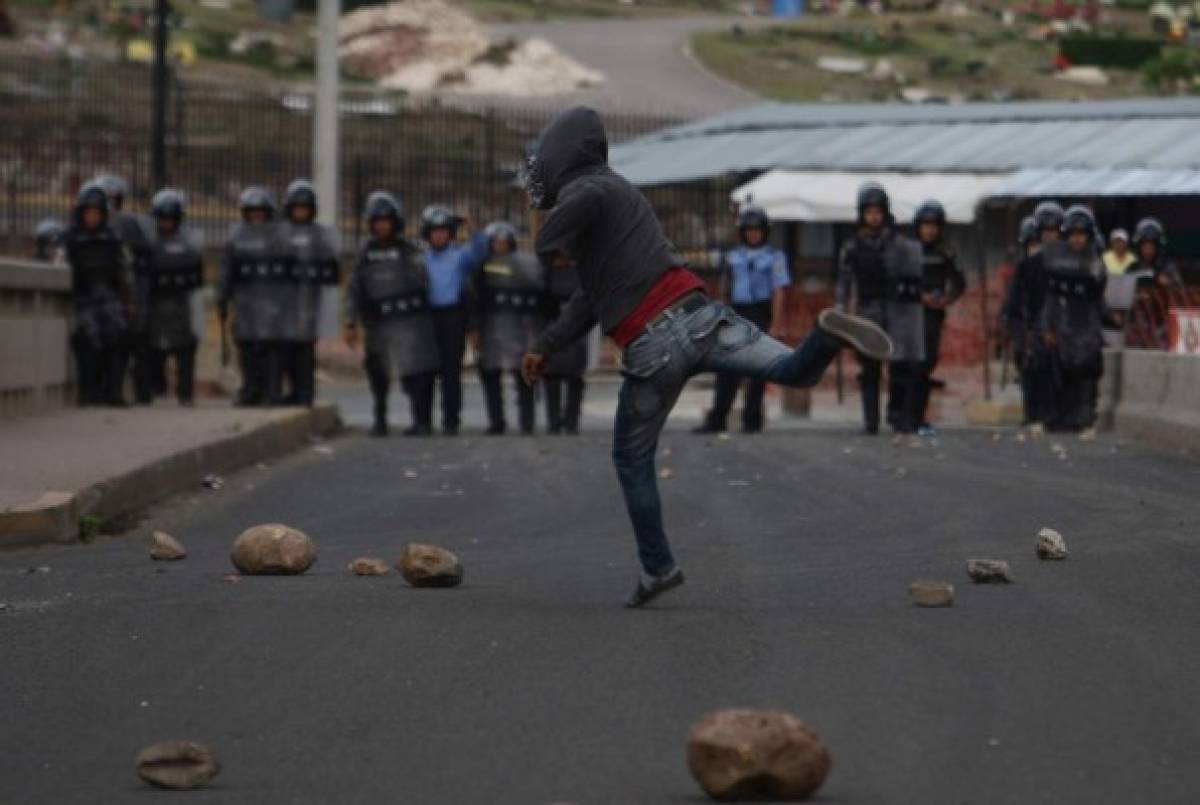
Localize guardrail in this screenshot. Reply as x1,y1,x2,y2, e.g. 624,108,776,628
1103,348,1200,452
0,258,74,418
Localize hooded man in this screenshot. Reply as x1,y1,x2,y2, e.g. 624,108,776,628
836,182,925,435
1125,217,1184,349
695,204,792,435
520,106,892,608
64,183,134,406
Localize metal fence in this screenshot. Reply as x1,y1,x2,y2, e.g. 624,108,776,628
0,52,737,267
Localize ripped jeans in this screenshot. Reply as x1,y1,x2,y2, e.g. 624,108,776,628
613,300,840,575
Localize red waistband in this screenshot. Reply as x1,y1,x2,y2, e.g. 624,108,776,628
610,268,706,348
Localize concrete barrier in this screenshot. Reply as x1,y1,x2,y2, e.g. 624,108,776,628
1106,348,1200,452
0,259,73,418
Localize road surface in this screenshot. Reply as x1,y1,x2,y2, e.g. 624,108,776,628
2,394,1198,803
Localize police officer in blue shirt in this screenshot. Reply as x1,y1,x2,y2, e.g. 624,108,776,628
695,205,792,434
420,205,488,435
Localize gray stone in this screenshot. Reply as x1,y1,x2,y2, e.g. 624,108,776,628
150,530,187,561
230,523,316,575
687,709,831,801
967,559,1013,584
135,741,220,790
1036,528,1069,560
349,557,390,576
398,543,463,587
910,580,955,607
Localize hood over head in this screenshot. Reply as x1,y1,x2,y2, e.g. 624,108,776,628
523,106,609,210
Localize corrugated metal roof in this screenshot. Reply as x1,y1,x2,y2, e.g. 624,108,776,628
988,168,1200,197
610,99,1200,187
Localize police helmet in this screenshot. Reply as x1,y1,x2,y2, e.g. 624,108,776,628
76,182,109,211
238,186,277,217
151,188,186,221
364,191,403,227
1033,201,1064,232
95,174,129,208
737,205,771,234
421,205,459,237
1061,205,1096,237
913,199,946,228
856,182,890,214
1132,217,1165,247
284,179,318,215
484,221,519,248
1017,216,1038,247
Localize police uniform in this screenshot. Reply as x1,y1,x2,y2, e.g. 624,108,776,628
421,205,488,435
700,215,791,433
836,183,924,434
217,188,290,406
543,264,589,435
134,190,203,405
1039,207,1107,431
347,193,440,436
472,223,547,435
64,184,133,406
901,201,965,431
281,180,340,407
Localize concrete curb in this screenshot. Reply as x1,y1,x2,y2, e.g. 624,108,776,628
0,404,342,549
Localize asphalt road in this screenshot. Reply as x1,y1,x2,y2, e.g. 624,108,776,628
486,16,761,117
2,413,1199,804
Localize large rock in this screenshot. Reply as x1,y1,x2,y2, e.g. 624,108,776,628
349,557,390,576
687,709,831,801
150,530,187,561
1036,528,1069,560
230,524,316,575
135,741,221,790
909,580,955,607
966,559,1013,584
397,543,463,587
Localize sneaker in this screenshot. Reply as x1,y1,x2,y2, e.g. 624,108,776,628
917,423,939,438
369,419,389,437
817,309,893,361
625,567,685,609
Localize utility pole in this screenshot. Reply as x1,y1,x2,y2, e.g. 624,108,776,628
152,0,170,188
313,0,340,228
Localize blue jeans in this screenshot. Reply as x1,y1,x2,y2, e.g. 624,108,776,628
613,300,839,575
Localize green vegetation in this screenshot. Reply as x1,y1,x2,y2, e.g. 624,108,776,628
459,0,736,23
691,11,1162,103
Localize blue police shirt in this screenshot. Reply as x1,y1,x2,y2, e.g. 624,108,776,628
726,245,790,305
424,233,489,308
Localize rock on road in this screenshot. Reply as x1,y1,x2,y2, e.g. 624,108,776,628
1,426,1198,804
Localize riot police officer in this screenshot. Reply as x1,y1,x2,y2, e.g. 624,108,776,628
34,218,64,262
543,260,589,435
345,192,440,437
1002,215,1046,425
903,199,964,436
134,189,204,406
1039,205,1106,433
421,205,488,435
218,187,289,406
836,182,924,435
1125,217,1183,349
280,179,340,406
695,205,792,434
63,183,133,406
471,221,546,435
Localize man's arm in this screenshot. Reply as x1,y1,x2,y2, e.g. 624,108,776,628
535,182,602,267
532,287,596,357
943,252,966,306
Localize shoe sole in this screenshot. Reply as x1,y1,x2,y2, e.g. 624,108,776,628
818,309,894,361
625,569,686,609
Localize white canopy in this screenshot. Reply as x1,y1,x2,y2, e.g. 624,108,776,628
730,170,1009,225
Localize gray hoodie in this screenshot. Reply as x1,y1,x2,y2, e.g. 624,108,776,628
529,107,680,356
